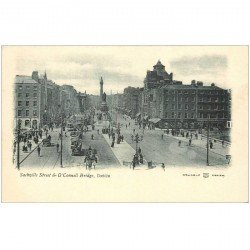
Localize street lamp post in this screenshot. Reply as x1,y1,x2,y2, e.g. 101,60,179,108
131,133,143,154
206,119,210,166
16,119,21,170
59,104,63,168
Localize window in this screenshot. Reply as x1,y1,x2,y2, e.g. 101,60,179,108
166,97,169,101
33,85,38,90
25,120,30,127
33,92,37,98
165,112,168,118
178,112,181,118
207,105,211,110
18,101,22,107
26,101,29,106
191,96,195,102
33,110,38,116
171,104,175,110
18,110,22,117
171,112,175,118
26,86,30,90
26,93,30,98
191,113,195,118
214,105,218,110
185,104,188,110
18,86,22,90
178,104,182,109
178,90,182,94
199,97,203,102
172,96,175,101
191,104,195,110
185,113,188,118
208,97,211,102
25,110,29,117
18,93,22,98
33,101,37,107
185,97,188,102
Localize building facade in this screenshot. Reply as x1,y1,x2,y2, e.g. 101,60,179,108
14,71,81,130
14,74,42,130
141,61,231,130
122,86,142,118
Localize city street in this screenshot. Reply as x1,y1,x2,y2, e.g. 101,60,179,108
114,113,230,167
18,112,230,169
19,126,120,169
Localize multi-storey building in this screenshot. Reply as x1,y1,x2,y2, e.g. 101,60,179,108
14,73,45,130
60,85,80,118
122,86,142,118
141,61,231,130
78,91,89,113
14,71,81,130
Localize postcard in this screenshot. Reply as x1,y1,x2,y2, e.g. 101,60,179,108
1,46,248,202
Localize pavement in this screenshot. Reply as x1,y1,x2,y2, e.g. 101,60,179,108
17,112,231,168
116,113,230,167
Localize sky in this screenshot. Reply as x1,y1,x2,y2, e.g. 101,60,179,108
9,46,247,95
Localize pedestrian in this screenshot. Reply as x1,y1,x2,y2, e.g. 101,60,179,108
133,128,135,133
97,129,99,135
161,163,165,171
65,132,67,137
222,140,225,147
56,143,59,153
28,141,32,151
139,153,143,164
161,134,164,140
210,141,213,149
91,134,94,140
111,141,114,148
178,140,181,147
37,146,41,157
126,124,127,129
138,147,141,154
132,158,136,170
189,139,192,146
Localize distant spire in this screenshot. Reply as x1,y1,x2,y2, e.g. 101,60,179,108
44,70,47,80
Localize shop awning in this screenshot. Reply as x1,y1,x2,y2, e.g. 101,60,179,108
148,118,161,124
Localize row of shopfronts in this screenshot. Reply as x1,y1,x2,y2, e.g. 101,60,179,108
135,113,230,130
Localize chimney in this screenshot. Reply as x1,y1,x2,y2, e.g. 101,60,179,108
197,81,203,86
211,83,215,87
32,71,39,82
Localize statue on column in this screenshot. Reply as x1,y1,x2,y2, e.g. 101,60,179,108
102,92,106,102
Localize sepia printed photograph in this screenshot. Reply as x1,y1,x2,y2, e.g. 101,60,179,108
1,46,248,202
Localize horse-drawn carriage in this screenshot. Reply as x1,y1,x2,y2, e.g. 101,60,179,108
84,154,98,169
42,137,51,147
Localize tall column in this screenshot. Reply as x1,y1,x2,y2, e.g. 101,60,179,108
100,77,103,103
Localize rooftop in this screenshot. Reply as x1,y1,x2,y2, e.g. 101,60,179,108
15,75,38,84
